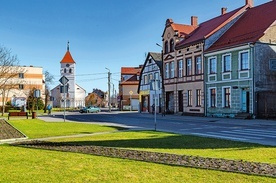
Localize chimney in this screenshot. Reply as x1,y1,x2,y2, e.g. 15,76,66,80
221,7,227,15
246,0,254,7
191,16,198,26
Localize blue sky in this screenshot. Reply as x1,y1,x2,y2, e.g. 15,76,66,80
0,0,270,93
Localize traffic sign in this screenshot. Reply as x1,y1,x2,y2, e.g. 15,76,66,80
59,76,69,85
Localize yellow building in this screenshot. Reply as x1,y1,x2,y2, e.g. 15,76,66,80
0,65,45,107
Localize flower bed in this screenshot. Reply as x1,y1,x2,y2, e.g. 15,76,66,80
0,119,26,140
14,140,276,178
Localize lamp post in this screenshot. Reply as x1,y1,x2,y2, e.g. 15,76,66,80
105,68,111,112
156,43,165,116
129,90,133,111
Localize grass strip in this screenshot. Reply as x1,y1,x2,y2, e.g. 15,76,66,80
8,119,124,138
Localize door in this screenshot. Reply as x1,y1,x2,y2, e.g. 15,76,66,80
178,91,183,112
241,89,249,113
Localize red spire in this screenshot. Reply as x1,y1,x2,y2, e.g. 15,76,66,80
60,41,75,63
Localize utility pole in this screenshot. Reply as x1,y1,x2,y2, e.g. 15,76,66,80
106,68,111,112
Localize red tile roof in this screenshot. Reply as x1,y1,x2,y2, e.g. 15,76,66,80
121,67,141,75
176,5,249,48
162,19,197,38
171,23,197,37
60,51,75,63
206,1,276,52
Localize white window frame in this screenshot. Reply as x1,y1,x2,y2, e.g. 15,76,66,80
178,60,183,77
165,63,169,79
195,56,202,75
186,58,192,76
238,50,250,78
196,89,202,107
208,57,217,74
222,86,231,108
222,53,231,72
170,62,174,78
209,87,217,108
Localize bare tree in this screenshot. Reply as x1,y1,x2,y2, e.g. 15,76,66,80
43,71,54,113
0,46,25,116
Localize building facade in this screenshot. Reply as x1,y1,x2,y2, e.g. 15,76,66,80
162,18,197,113
0,65,45,107
138,52,162,113
119,66,142,111
204,0,276,118
162,1,251,115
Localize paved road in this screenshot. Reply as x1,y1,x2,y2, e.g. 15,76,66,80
39,111,276,146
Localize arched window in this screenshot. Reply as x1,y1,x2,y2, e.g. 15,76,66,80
170,39,174,52
165,41,168,54
69,68,72,73
64,68,67,73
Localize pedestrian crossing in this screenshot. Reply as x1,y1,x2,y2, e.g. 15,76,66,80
183,127,276,144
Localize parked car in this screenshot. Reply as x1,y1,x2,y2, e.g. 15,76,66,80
79,106,101,113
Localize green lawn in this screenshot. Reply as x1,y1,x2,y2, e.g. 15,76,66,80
2,119,275,182
0,145,275,183
50,130,276,164
8,119,123,138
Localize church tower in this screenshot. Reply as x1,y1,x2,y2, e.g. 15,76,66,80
60,41,76,107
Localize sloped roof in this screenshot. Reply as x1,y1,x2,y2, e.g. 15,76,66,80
121,66,141,75
137,52,162,93
206,0,276,52
176,5,249,49
60,51,75,63
161,19,197,38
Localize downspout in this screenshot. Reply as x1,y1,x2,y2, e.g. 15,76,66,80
249,43,255,118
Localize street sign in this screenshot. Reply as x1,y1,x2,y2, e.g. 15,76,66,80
59,76,69,85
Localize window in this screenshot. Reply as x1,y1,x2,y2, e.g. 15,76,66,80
69,68,72,73
187,90,192,106
165,63,169,79
240,51,249,70
223,54,231,72
223,87,231,108
186,58,192,76
209,57,216,74
64,68,67,73
165,41,168,54
195,56,202,74
144,75,148,84
19,84,24,90
170,62,174,78
210,88,216,107
154,72,159,80
149,74,153,82
196,89,201,106
178,60,183,77
170,39,174,52
19,73,24,78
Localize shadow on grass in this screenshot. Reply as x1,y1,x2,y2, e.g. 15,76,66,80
46,130,268,150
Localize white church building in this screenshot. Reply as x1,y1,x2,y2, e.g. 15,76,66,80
50,42,86,108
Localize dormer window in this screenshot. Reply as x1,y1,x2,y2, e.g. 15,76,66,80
170,39,174,52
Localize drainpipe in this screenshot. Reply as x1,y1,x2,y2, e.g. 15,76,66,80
249,43,255,118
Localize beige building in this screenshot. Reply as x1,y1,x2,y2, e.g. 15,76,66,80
162,18,197,113
118,66,142,110
0,65,45,107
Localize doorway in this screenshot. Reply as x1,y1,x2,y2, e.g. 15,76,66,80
241,89,249,113
178,91,183,112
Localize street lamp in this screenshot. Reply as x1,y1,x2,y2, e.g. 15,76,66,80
156,43,166,116
105,67,111,112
